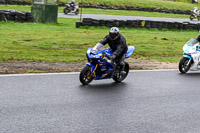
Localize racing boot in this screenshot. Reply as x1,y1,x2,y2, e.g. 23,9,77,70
120,65,126,75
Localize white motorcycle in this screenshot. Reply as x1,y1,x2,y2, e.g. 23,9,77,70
63,3,79,15
190,10,200,21
179,38,200,73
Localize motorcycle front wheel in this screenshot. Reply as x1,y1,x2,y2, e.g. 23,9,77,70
63,8,70,14
79,65,93,85
179,57,191,74
113,62,129,82
190,15,194,21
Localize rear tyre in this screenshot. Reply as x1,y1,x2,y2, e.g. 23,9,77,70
79,65,93,85
179,57,191,74
113,62,129,82
75,9,79,15
197,16,200,21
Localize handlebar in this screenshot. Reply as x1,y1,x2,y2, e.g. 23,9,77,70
89,51,112,63
90,52,95,55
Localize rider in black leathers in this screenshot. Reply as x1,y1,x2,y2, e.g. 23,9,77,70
68,0,75,11
93,27,128,71
197,35,200,42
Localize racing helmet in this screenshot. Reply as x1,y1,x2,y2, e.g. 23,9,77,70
193,7,198,10
109,27,120,40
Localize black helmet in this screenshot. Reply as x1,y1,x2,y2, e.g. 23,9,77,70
109,27,120,40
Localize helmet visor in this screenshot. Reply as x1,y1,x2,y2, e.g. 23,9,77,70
109,32,118,40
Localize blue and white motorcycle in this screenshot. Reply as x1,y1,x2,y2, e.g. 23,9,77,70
179,38,200,73
79,46,135,85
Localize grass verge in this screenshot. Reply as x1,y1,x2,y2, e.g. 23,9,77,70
1,0,199,10
62,0,199,10
0,5,189,19
0,18,199,63
27,70,45,73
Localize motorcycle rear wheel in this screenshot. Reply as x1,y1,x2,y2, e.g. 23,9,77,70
79,65,93,85
75,9,79,15
179,57,191,74
197,16,200,21
113,62,129,82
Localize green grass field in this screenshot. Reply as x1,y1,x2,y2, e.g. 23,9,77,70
61,0,199,10
0,5,189,19
2,0,199,11
24,0,193,4
0,18,199,63
82,8,189,19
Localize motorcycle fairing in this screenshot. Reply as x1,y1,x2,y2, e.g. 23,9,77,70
183,53,200,71
87,46,135,59
126,46,135,58
190,53,200,70
86,62,114,80
86,46,134,80
183,53,192,60
86,50,114,80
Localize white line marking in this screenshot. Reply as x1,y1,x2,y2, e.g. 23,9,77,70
130,69,178,72
0,72,80,77
0,69,178,77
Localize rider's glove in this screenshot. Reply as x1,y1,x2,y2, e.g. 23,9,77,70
105,54,116,63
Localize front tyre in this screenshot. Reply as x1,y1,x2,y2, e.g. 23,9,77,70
79,65,93,85
63,8,69,14
190,15,194,21
113,62,129,82
179,57,191,74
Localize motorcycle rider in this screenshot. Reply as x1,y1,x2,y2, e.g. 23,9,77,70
93,27,128,73
192,0,198,4
197,35,200,42
192,7,199,14
68,0,76,12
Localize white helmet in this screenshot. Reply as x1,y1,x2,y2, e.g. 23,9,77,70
109,27,120,40
193,7,198,10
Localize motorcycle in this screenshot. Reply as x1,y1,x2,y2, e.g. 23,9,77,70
179,38,200,73
190,10,200,21
79,46,135,85
63,3,79,15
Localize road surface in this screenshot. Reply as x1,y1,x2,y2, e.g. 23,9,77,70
1,70,200,133
58,13,200,24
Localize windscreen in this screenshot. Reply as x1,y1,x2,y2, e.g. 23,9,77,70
187,38,199,46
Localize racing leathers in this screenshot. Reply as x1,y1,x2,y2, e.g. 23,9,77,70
193,8,198,14
68,1,75,11
93,33,128,70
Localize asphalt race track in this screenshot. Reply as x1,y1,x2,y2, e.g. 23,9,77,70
1,70,200,133
58,13,200,24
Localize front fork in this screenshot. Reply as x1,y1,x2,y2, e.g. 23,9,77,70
183,54,192,66
186,60,191,66
86,62,98,78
